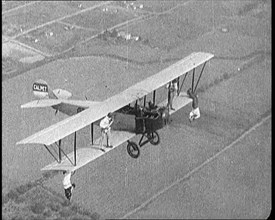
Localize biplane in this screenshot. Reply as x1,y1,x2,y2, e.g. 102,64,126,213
16,52,214,172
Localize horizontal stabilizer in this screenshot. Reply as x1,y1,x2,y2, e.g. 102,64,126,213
21,99,62,108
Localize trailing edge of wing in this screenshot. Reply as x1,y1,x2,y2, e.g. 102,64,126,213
17,52,214,146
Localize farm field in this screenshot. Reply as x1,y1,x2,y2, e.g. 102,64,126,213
2,0,271,219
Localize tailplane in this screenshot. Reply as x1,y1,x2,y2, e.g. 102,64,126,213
25,79,83,115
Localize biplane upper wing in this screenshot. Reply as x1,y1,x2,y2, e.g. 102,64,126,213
16,52,214,146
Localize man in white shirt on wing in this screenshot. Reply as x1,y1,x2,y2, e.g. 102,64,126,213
166,78,178,110
99,112,114,148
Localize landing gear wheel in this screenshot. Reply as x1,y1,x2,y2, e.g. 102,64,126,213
149,131,160,145
127,141,140,158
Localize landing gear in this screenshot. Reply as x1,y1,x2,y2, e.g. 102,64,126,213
126,131,160,159
148,131,160,145
127,141,140,159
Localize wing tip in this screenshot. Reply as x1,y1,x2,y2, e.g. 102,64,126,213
16,139,38,145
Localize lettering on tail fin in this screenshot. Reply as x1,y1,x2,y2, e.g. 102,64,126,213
33,83,48,92
33,80,49,99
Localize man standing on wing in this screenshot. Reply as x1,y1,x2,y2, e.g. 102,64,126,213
166,79,178,111
100,112,114,148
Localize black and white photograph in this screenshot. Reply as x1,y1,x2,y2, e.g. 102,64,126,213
2,0,271,219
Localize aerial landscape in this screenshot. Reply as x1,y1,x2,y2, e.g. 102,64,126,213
2,0,271,219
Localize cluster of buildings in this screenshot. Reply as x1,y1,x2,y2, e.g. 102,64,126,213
98,29,141,42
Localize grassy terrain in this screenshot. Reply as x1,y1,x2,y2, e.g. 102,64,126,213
2,1,33,13
2,172,101,220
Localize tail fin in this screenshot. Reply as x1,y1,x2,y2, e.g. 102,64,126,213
33,79,57,99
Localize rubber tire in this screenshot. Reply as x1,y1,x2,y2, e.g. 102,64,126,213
149,131,160,145
127,141,140,159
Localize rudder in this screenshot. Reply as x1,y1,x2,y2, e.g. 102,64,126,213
33,79,57,99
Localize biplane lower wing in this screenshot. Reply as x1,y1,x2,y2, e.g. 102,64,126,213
41,130,136,171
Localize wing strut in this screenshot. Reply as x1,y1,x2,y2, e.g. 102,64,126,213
44,144,59,163
91,123,94,145
177,77,180,91
192,68,195,92
178,72,188,95
153,90,156,105
43,142,75,166
194,61,207,92
74,132,77,166
58,140,61,162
